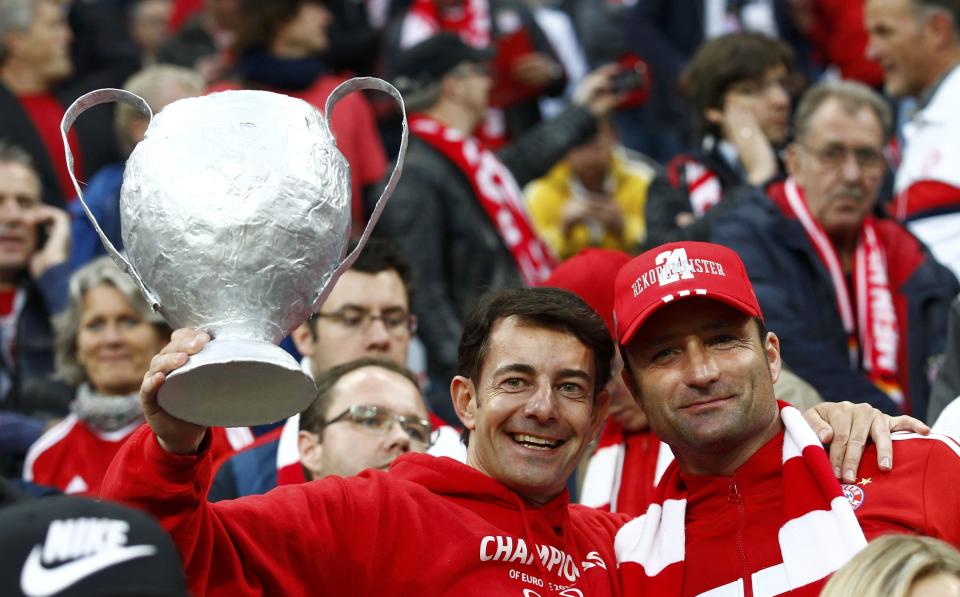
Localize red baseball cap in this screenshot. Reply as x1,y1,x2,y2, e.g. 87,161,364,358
614,241,763,345
541,248,631,337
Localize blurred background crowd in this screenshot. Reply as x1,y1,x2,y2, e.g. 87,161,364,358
2,1,960,590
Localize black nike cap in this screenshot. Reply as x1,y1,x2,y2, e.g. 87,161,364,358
0,496,189,597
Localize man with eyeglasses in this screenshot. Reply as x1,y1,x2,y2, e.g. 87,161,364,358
711,80,958,420
297,358,432,481
208,238,427,500
644,32,794,249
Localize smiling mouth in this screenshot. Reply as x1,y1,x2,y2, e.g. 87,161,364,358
509,433,565,450
682,396,733,410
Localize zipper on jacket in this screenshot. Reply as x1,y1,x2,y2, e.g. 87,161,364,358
728,477,753,597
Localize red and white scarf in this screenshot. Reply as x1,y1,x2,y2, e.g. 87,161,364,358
782,178,904,408
615,402,867,595
404,0,492,49
410,114,555,284
580,421,673,517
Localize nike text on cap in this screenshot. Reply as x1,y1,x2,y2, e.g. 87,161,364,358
613,241,763,346
0,495,189,597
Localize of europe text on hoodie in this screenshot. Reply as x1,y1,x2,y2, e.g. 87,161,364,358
100,425,629,596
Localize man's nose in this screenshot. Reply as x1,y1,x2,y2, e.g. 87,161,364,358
365,316,392,349
841,151,863,181
682,342,721,388
523,384,559,422
385,419,412,453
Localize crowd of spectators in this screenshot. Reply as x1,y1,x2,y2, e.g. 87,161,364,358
3,0,960,595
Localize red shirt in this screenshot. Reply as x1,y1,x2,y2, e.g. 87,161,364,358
18,92,82,202
625,430,960,597
24,417,251,496
101,425,628,597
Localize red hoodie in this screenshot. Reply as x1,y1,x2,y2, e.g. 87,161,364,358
101,426,628,596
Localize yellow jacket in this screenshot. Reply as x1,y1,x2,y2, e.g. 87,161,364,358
525,149,654,260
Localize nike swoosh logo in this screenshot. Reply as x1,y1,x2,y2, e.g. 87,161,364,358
20,544,158,597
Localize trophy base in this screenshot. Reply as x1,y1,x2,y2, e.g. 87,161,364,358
158,337,316,427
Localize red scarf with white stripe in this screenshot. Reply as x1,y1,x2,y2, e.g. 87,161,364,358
410,114,556,284
615,402,867,595
580,421,671,517
778,178,904,408
406,0,492,48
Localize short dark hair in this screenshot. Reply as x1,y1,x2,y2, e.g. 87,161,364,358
913,0,960,35
299,357,421,439
458,287,614,399
307,237,414,337
234,0,326,53
680,32,794,139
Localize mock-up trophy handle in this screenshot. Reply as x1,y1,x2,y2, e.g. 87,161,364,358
61,89,163,312
309,77,408,312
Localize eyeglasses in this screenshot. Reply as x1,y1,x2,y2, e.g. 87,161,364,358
325,404,434,446
314,307,417,335
802,142,886,172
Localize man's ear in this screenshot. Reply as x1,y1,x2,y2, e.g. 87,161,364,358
450,375,478,431
926,9,955,50
297,430,323,481
765,331,782,384
291,321,315,358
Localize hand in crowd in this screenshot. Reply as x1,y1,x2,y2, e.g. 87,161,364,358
561,194,624,238
803,401,930,483
27,204,70,280
571,64,625,118
717,92,778,185
140,328,210,455
511,52,561,87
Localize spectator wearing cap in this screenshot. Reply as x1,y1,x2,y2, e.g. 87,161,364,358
711,80,958,419
612,240,960,595
525,120,657,260
377,32,623,423
643,33,794,250
0,495,189,597
390,0,570,145
548,248,819,517
208,0,388,231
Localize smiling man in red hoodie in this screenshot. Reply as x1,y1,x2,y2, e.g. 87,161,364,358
100,284,919,596
101,287,627,596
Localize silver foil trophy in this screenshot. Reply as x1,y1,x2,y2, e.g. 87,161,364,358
61,78,407,427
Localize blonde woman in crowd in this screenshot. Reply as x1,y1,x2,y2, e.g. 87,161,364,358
821,535,960,597
22,257,250,495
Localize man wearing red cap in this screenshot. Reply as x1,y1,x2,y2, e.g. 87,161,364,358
613,240,960,596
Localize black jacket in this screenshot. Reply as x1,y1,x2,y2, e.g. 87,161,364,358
377,105,598,415
711,191,958,418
